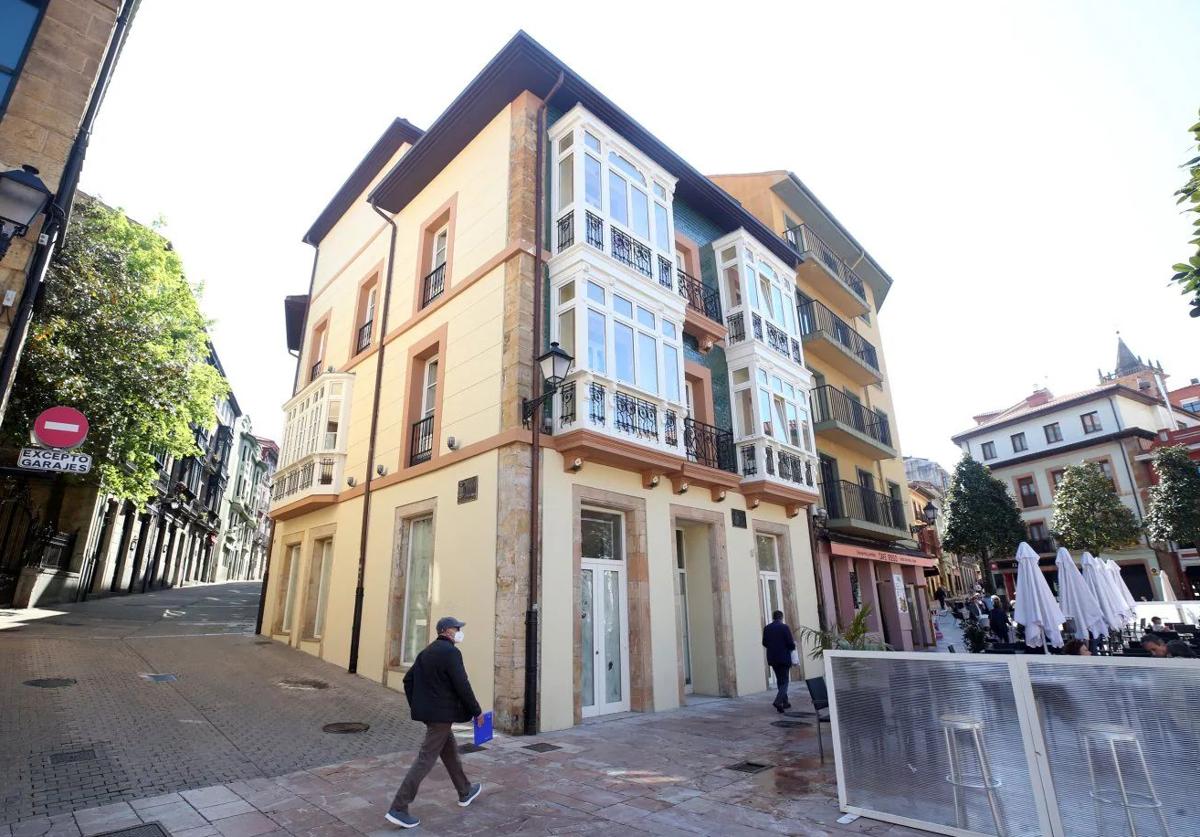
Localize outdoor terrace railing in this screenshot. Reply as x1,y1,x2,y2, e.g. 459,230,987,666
810,385,893,447
782,223,867,302
797,298,880,371
409,415,434,465
677,270,721,322
421,263,446,308
684,417,736,473
820,479,905,530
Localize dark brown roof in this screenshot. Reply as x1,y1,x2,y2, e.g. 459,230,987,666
367,31,799,269
303,118,424,246
284,294,309,353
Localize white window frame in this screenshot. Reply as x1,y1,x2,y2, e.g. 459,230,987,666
432,226,449,269
400,515,435,666
421,359,438,418
729,362,815,452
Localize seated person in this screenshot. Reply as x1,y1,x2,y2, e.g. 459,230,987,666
1166,640,1196,658
988,600,1009,639
1063,639,1091,656
1139,634,1192,657
1149,616,1166,633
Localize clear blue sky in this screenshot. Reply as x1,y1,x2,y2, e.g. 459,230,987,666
79,1,1200,466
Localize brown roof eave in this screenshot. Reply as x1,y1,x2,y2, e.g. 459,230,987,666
367,31,799,269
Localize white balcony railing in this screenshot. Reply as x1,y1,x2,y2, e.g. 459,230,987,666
271,451,346,506
736,433,818,493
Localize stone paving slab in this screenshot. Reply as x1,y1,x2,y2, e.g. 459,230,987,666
14,690,934,837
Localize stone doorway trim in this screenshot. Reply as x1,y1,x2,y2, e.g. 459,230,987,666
751,518,804,681
572,485,652,724
669,504,737,704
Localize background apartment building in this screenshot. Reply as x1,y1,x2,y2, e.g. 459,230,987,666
264,33,827,734
952,338,1198,601
712,173,933,651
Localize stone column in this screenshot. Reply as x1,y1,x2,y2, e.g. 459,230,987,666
109,501,136,593
126,512,152,593
89,499,122,595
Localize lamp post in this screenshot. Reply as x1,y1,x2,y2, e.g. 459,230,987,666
0,166,53,262
521,342,575,424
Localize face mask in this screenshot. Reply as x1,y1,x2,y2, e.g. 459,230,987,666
453,631,464,643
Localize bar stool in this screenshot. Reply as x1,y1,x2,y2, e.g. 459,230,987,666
940,713,1006,836
1081,723,1170,837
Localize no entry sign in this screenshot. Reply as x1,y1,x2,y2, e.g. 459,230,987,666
32,406,89,449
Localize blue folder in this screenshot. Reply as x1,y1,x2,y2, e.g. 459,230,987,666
473,711,493,746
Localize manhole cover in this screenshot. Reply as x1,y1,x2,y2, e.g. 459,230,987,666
323,722,369,734
93,825,168,837
50,748,96,765
139,673,177,683
523,742,561,753
280,678,328,690
727,761,773,774
459,742,486,753
24,678,76,688
771,720,810,728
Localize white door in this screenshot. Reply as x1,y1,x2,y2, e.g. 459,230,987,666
756,533,783,687
581,510,630,717
674,529,693,694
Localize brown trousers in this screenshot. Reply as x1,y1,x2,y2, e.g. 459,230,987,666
391,722,470,811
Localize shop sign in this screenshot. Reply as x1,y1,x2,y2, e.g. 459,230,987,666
829,541,936,568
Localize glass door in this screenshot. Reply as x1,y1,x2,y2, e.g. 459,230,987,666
756,534,783,687
674,529,692,694
580,510,630,717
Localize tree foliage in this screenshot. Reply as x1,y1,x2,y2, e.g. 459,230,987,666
1172,108,1200,317
1051,463,1143,555
4,198,225,502
942,454,1025,571
1146,445,1200,546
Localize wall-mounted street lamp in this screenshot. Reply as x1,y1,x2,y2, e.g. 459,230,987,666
0,166,53,261
522,341,575,423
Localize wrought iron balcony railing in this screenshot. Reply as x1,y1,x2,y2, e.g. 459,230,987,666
684,418,736,473
726,312,745,343
421,263,447,308
810,385,893,447
310,361,322,383
613,390,658,440
410,414,434,465
821,480,906,531
356,320,372,354
557,210,574,251
782,223,867,302
585,210,604,249
796,298,880,371
677,270,721,322
610,227,653,278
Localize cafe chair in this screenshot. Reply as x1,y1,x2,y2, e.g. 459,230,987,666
805,676,830,764
1080,723,1170,837
940,713,1006,837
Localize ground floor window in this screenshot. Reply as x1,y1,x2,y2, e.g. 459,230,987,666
401,516,434,665
303,538,334,640
280,543,301,633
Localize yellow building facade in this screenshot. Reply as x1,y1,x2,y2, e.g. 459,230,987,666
263,35,823,734
711,173,935,651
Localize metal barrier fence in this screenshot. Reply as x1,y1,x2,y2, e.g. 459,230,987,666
826,650,1198,837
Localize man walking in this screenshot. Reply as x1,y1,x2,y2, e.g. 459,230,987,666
762,609,796,713
934,586,947,610
386,617,483,829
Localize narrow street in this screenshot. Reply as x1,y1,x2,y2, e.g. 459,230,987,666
0,582,425,825
1,582,930,836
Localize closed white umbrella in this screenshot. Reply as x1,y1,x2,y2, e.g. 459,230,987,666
1081,551,1129,631
1054,548,1107,641
1160,571,1178,603
1105,559,1138,613
1014,541,1065,649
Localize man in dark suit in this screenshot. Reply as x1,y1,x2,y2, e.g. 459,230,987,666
762,609,796,713
386,617,483,829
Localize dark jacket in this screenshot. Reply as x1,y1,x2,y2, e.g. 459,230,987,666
403,636,482,724
762,620,796,666
988,607,1008,638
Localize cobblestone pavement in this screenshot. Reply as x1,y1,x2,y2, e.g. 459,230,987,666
21,690,933,837
0,583,425,825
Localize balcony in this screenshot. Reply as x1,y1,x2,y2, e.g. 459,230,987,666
783,224,869,318
810,386,897,460
549,376,741,499
271,371,353,519
555,209,683,309
355,320,373,354
738,434,819,515
796,298,882,386
1028,537,1056,555
820,480,908,541
725,311,803,366
676,269,726,350
421,263,446,308
409,415,434,466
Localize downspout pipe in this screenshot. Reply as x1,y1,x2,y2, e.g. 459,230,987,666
347,202,398,674
0,0,141,418
524,71,565,737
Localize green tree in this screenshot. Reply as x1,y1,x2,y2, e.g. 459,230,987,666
1051,463,1143,555
3,198,226,502
941,454,1025,593
1171,108,1200,317
1146,445,1200,546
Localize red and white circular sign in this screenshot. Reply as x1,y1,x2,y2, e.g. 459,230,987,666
33,406,89,449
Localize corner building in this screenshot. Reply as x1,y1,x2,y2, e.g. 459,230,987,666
711,173,932,651
264,33,822,733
